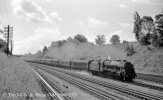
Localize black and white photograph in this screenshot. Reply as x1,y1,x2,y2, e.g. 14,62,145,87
0,0,163,100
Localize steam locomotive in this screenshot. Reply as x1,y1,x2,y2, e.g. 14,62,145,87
27,58,137,81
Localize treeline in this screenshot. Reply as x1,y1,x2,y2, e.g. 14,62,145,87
50,34,121,48
38,34,122,58
133,10,163,47
39,33,134,59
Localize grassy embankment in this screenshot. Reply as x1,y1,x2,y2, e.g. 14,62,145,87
0,51,46,100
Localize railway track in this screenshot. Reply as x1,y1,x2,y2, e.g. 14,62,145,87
136,72,163,84
105,75,163,92
30,63,163,100
132,80,163,92
31,64,130,100
97,73,163,92
32,68,70,100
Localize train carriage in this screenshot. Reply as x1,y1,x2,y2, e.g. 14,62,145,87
71,60,88,70
58,60,71,69
37,59,45,64
51,59,59,67
43,59,52,66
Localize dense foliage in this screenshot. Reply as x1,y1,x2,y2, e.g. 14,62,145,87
0,38,8,53
133,12,142,41
152,12,163,47
95,34,106,45
133,11,163,47
110,34,120,45
42,46,48,55
74,34,88,43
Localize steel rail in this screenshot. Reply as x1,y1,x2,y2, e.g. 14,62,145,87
30,63,163,100
32,68,65,100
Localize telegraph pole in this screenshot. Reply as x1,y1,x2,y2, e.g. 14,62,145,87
4,25,13,55
7,25,9,54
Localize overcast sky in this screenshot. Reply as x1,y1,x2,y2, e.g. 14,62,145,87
0,0,162,54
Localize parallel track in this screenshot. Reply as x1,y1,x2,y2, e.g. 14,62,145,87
132,80,163,92
97,73,163,92
136,73,163,84
31,64,131,100
105,75,163,92
33,68,70,100
30,63,163,100
35,76,56,100
27,61,163,92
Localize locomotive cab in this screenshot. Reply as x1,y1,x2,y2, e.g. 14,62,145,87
89,59,104,75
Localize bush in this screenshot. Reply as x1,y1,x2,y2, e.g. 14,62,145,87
147,46,152,51
74,34,88,43
139,34,151,46
122,40,128,43
152,35,163,47
125,44,136,56
0,38,8,54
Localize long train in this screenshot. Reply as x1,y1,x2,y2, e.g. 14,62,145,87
27,58,137,81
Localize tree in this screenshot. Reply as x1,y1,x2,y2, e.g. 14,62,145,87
66,37,73,41
152,11,163,47
133,12,155,46
95,34,106,45
57,40,67,47
42,46,48,56
50,42,56,48
133,11,142,41
139,16,154,45
0,29,3,34
0,38,8,53
139,34,151,45
122,40,128,43
66,36,79,44
74,34,88,43
133,10,163,47
110,34,120,45
141,16,154,34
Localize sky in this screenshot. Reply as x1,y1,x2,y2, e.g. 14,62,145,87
0,0,162,54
